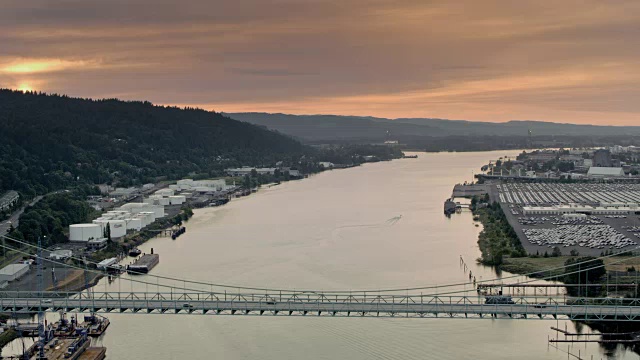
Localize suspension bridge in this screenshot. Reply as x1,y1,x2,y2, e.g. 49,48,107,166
3,291,640,321
2,235,640,322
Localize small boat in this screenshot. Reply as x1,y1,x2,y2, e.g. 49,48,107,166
78,315,110,337
128,248,142,257
444,198,457,215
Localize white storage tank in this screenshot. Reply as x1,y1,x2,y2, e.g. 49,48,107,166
169,195,186,205
155,189,175,196
69,224,102,242
106,210,129,218
93,219,127,238
153,205,164,218
125,217,143,231
139,211,156,224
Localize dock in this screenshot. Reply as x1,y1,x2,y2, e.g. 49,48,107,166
452,183,489,198
127,253,159,274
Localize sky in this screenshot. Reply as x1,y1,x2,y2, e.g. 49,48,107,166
1,0,640,125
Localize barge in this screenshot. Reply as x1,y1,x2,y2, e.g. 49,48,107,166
127,253,159,275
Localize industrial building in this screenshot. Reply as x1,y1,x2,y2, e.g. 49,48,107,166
168,179,230,194
0,263,29,283
49,249,72,260
225,167,277,177
522,204,638,216
0,190,19,211
87,238,108,250
118,203,164,219
97,257,118,270
144,194,185,206
587,167,625,177
69,201,166,242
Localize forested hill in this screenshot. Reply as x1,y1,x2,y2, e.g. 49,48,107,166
0,89,307,197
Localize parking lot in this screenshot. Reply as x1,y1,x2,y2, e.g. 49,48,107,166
490,184,640,256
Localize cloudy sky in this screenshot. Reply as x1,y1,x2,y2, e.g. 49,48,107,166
2,0,640,125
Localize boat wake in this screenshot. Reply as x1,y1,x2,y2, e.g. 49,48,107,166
331,215,402,242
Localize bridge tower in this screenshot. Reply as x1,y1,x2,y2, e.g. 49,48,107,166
36,236,46,359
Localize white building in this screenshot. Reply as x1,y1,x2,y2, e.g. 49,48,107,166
97,258,118,270
168,195,186,205
118,203,164,219
225,168,277,177
178,179,226,190
0,263,29,283
0,191,19,211
587,167,625,177
154,189,175,197
49,249,72,260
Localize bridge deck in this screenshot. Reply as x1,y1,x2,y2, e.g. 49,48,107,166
2,292,640,321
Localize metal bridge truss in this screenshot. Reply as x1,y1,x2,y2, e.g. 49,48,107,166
2,291,640,321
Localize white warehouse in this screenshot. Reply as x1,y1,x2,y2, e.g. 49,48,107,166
0,263,30,283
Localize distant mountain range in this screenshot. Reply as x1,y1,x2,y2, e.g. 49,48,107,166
226,113,640,143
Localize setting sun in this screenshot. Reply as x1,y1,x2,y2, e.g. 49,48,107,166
17,83,34,92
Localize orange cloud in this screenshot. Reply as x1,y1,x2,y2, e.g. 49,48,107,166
0,58,97,74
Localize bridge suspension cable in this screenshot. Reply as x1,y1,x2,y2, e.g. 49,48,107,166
1,234,638,295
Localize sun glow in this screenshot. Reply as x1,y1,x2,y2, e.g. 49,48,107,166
17,83,34,92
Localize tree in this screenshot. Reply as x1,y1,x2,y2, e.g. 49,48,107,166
105,223,112,243
551,246,562,257
564,257,606,297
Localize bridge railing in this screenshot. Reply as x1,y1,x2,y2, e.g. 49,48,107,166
0,290,635,306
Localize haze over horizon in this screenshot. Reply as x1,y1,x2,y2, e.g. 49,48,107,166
2,0,640,126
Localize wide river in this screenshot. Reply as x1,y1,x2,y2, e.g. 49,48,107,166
11,151,639,359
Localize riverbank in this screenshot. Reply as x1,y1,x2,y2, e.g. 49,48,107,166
472,195,526,266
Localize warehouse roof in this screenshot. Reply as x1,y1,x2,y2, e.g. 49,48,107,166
587,167,625,177
0,263,29,276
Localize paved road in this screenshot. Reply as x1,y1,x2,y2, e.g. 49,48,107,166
0,190,69,235
0,195,43,235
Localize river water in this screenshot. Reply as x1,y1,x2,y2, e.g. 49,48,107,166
7,151,638,359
